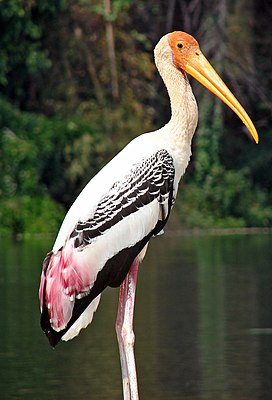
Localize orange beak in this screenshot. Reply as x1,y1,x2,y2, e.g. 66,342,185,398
184,50,259,144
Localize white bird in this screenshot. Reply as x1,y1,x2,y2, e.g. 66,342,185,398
39,31,259,400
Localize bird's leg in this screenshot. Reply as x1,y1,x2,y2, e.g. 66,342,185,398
116,259,139,400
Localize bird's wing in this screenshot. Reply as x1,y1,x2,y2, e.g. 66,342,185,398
70,148,175,248
40,148,175,346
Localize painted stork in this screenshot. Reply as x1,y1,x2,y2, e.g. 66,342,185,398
39,31,259,399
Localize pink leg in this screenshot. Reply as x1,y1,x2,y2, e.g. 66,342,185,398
116,259,139,400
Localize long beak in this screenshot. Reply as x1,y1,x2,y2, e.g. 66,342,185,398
184,51,259,144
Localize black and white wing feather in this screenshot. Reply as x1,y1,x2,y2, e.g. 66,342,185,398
70,148,175,248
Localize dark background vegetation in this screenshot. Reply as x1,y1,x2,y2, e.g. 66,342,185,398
0,0,271,236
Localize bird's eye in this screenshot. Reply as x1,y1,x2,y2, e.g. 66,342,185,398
177,43,184,49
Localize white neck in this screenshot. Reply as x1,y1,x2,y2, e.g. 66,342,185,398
154,36,198,145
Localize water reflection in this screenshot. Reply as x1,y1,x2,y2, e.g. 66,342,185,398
0,233,271,399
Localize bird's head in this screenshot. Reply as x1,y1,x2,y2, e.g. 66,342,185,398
157,31,259,143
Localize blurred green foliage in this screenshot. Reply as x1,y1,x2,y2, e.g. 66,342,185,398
178,165,272,228
0,195,64,236
0,0,271,236
0,97,114,235
0,0,66,97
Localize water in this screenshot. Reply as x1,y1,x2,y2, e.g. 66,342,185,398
0,233,272,399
